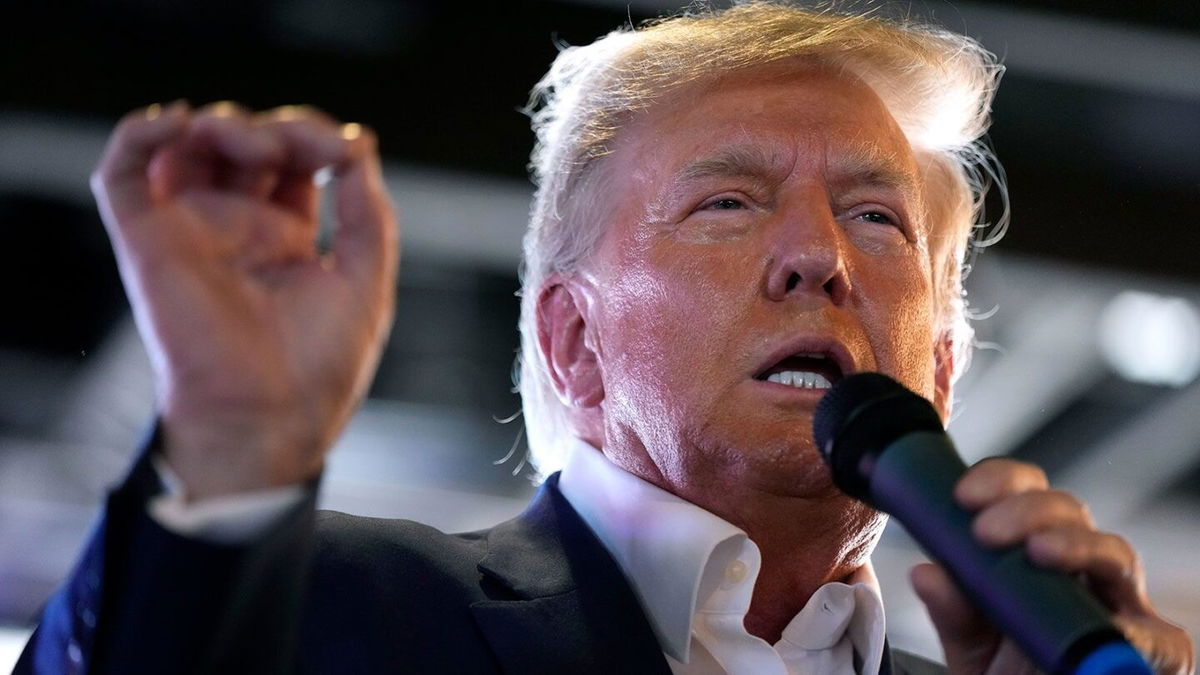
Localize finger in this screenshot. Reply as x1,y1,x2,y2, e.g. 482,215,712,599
911,562,1004,673
257,107,351,220
1116,614,1196,675
956,457,1049,510
1027,527,1145,610
270,170,322,223
92,101,190,226
174,190,317,268
331,124,399,287
258,106,351,173
188,102,286,197
972,489,1094,548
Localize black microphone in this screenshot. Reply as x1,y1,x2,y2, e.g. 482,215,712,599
813,372,1151,675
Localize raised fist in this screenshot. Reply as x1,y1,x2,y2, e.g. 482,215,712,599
92,101,399,499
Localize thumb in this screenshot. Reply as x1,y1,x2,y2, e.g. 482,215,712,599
331,125,398,289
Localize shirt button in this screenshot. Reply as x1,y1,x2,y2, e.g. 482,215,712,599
724,559,748,585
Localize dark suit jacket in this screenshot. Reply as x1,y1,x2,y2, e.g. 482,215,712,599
17,442,944,674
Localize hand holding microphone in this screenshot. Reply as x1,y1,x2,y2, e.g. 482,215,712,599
815,373,1192,674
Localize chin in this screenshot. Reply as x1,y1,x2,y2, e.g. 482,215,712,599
708,425,844,498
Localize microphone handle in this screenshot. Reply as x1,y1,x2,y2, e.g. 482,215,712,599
867,432,1151,675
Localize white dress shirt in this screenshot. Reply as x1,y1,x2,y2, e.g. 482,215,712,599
558,438,886,675
149,456,306,544
150,439,887,673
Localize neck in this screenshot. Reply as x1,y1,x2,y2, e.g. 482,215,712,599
597,431,887,643
671,478,885,643
738,497,883,642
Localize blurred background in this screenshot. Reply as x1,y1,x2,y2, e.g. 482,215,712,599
1,0,1198,668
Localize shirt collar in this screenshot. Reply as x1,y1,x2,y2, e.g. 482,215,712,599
558,437,743,662
557,437,887,670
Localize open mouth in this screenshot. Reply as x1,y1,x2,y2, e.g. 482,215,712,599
754,352,845,390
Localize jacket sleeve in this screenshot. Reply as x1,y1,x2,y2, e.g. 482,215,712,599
14,425,320,675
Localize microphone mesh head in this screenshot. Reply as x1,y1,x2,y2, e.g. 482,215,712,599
813,372,906,454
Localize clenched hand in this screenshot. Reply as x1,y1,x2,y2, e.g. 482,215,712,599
92,101,398,500
913,458,1195,675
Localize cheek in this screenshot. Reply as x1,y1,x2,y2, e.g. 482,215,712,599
858,261,939,396
596,245,757,416
594,264,692,450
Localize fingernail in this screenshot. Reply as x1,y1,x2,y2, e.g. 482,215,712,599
271,105,308,122
145,103,163,120
340,122,363,141
210,101,239,118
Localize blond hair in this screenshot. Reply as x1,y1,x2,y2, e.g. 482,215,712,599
517,1,1006,478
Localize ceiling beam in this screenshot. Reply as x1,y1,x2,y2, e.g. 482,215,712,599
0,114,527,271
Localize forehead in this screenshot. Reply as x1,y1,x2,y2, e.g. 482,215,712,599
606,62,921,196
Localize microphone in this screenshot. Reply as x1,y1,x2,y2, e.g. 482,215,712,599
813,372,1151,675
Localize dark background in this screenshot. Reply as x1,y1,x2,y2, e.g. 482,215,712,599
0,0,1197,663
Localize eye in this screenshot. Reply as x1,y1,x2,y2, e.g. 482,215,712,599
856,210,895,225
844,205,911,252
704,197,746,210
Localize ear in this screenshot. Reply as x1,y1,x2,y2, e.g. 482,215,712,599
932,331,955,423
536,279,605,410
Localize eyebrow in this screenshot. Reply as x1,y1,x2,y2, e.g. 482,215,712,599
676,144,788,185
827,140,923,203
674,140,921,200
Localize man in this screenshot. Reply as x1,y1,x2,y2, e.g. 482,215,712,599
17,3,1194,674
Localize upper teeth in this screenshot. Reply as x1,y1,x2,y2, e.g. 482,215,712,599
767,371,832,389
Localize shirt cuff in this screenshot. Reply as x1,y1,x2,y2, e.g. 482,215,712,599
146,456,307,545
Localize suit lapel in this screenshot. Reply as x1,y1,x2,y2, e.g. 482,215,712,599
470,474,671,675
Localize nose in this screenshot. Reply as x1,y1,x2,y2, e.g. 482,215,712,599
764,200,851,305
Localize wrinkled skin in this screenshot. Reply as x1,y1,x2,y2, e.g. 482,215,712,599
585,65,947,506
541,63,948,636
537,64,1194,673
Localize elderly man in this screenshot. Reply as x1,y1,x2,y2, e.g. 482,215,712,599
17,3,1194,674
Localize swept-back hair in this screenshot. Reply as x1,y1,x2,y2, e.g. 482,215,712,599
517,1,1006,478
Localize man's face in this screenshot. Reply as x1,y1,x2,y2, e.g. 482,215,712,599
571,64,949,509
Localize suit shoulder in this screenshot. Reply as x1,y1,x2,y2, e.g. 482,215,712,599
301,512,504,670
313,509,488,574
